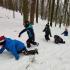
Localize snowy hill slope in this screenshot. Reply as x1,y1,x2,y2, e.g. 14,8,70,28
0,7,70,70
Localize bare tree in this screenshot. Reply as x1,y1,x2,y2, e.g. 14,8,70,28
50,0,55,26
22,0,29,25
30,0,36,24
44,0,48,20
47,0,52,24
55,0,60,26
41,0,44,20
63,0,69,26
36,0,39,23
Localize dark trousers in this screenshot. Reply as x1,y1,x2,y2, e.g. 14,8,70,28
26,38,37,48
45,35,50,41
24,49,38,55
17,48,38,55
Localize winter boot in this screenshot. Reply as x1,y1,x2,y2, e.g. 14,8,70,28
27,43,31,48
23,49,38,55
34,48,38,54
36,42,39,46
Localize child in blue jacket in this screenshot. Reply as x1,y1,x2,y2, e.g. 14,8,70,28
61,28,68,36
0,36,38,60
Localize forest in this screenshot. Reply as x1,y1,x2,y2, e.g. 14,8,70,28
0,0,70,27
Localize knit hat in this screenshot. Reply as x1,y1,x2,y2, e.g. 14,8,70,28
0,36,5,43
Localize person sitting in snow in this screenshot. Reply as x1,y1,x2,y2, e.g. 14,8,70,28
43,23,52,41
54,35,65,44
0,36,38,60
61,28,68,36
18,21,39,48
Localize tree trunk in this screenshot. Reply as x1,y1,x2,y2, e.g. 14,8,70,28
41,0,44,20
47,0,52,24
55,0,60,27
36,0,39,23
50,0,55,26
63,0,69,26
30,0,36,24
22,0,29,25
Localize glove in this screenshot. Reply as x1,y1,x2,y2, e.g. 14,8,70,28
18,34,20,37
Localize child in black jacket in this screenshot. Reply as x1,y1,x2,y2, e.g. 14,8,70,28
43,24,52,41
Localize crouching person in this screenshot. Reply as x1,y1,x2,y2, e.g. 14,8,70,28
0,36,38,60
54,35,65,44
61,28,68,36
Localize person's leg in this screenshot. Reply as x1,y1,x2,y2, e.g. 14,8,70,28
30,40,39,46
17,47,38,55
60,40,65,44
47,36,50,40
23,49,38,55
31,40,37,45
55,39,59,44
27,38,37,45
59,38,65,44
17,47,28,54
63,41,65,44
26,39,31,48
55,40,59,44
45,35,50,41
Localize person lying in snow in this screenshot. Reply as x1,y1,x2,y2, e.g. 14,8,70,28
0,36,38,60
18,21,39,48
54,35,65,44
43,24,52,41
61,28,68,36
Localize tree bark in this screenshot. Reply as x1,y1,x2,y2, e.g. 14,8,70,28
30,0,36,24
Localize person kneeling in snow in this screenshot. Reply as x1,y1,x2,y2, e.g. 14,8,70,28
54,35,65,44
0,36,38,60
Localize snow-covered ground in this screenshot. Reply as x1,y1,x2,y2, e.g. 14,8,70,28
0,7,70,70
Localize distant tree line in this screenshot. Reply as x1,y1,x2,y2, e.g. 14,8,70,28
0,0,70,27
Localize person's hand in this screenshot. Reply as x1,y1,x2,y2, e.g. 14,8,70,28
50,36,52,37
18,34,20,37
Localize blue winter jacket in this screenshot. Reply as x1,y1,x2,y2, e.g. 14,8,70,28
0,38,27,60
62,31,68,36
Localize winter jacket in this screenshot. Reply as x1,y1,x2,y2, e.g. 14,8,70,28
0,38,27,60
43,26,52,37
62,31,68,36
19,24,35,41
54,35,65,44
